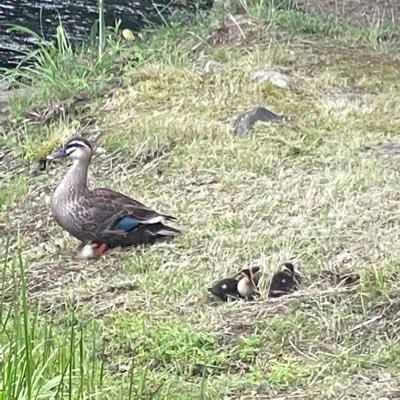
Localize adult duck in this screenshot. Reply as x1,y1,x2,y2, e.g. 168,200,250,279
47,137,180,258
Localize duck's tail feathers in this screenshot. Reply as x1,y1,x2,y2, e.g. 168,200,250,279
163,214,177,222
150,224,181,237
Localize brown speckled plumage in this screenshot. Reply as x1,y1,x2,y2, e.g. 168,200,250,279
48,137,180,249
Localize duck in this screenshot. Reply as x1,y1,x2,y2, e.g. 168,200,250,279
208,267,261,301
236,267,262,299
47,137,180,258
269,262,301,297
208,278,242,301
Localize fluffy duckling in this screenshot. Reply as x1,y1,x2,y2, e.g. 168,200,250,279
208,267,261,301
208,278,242,301
269,262,301,298
236,267,262,300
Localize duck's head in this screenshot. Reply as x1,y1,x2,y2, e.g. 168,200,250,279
236,266,261,281
269,262,301,298
236,267,262,299
282,262,302,284
47,137,93,162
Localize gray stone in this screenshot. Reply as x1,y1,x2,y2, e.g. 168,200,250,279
252,70,294,88
231,106,288,137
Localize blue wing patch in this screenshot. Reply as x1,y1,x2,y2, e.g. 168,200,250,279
113,216,141,231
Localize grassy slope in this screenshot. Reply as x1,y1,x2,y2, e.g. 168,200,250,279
1,5,400,399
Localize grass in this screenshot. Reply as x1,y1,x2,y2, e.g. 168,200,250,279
1,1,400,399
0,176,29,211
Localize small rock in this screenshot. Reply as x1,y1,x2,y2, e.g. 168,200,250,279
203,60,227,73
378,372,391,383
231,106,288,137
252,70,294,88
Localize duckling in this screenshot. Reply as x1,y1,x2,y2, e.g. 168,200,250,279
269,262,301,298
208,278,241,301
236,267,262,300
208,267,261,301
46,137,180,258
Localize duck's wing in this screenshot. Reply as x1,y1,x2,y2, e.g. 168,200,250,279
89,188,176,232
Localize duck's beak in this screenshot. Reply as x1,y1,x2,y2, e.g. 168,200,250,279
208,286,218,296
46,148,68,160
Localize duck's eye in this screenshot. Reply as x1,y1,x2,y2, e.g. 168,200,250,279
281,279,286,284
221,284,228,290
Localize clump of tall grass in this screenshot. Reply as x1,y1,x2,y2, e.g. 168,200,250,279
0,249,105,398
0,245,161,398
2,0,134,120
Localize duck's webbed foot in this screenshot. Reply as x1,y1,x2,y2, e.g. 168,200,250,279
73,242,109,260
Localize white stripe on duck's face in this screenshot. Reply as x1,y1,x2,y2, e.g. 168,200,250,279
65,143,92,160
66,139,91,149
48,139,93,161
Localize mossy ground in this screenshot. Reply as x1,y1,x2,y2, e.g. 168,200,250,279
1,4,400,399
